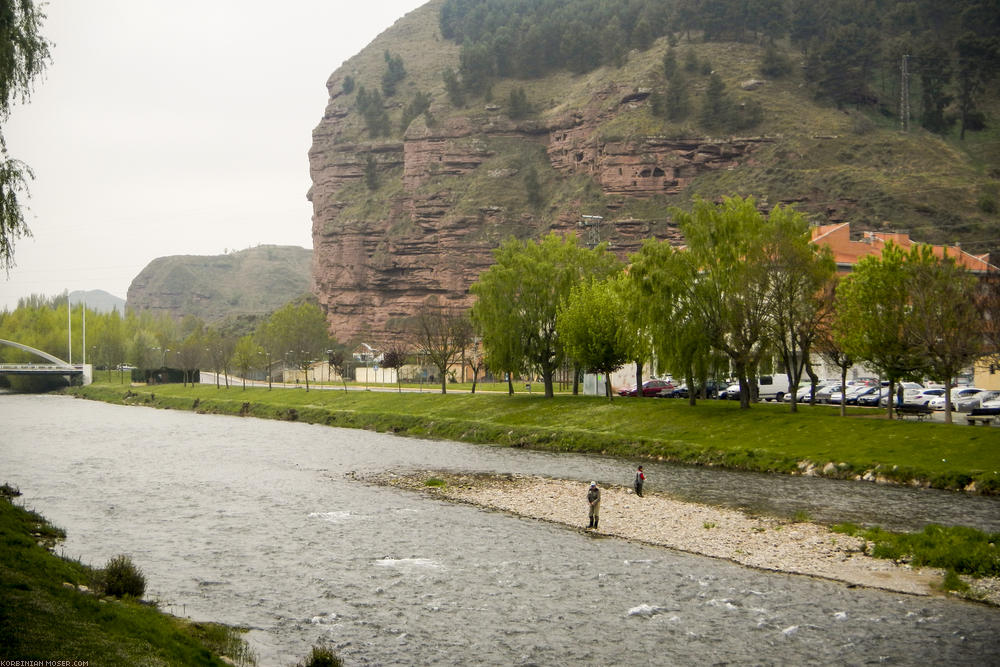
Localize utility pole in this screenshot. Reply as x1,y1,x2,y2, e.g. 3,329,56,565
579,215,603,249
899,54,910,132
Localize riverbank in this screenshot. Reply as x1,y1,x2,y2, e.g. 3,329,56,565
0,488,256,665
361,470,1000,607
67,381,1000,494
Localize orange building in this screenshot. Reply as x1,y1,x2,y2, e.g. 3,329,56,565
810,223,997,274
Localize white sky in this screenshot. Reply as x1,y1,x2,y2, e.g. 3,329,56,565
1,0,428,310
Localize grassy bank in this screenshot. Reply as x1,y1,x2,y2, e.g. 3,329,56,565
0,487,254,665
69,380,1000,494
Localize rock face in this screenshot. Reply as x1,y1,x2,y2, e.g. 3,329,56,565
127,245,312,325
310,86,769,342
308,64,773,343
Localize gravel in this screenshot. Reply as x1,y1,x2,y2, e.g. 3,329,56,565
359,470,1000,606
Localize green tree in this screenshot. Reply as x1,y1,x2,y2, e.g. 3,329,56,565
381,50,406,97
471,233,621,398
267,301,330,392
833,242,926,419
231,334,263,389
556,275,630,399
764,206,836,412
669,197,778,409
700,73,732,129
906,245,984,423
442,67,464,107
507,86,530,119
0,0,50,270
628,237,714,406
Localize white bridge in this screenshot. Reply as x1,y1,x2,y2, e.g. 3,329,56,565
0,339,92,384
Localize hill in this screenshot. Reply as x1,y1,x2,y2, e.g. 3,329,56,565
126,245,312,327
68,289,125,314
308,0,999,343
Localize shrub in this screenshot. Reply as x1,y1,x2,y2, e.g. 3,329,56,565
100,554,146,598
298,645,343,667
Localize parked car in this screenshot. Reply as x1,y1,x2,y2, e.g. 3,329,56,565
879,382,924,407
784,383,834,403
910,388,946,407
846,386,879,405
718,383,742,400
956,389,994,412
927,387,985,411
825,384,868,404
618,378,674,397
981,395,1000,410
858,388,887,407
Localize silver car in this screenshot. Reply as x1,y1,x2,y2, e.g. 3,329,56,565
957,389,997,412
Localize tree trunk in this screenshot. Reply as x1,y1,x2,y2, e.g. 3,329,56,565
508,375,514,395
887,380,896,419
806,363,819,405
543,367,555,398
635,359,643,398
839,365,848,417
737,365,752,409
686,368,697,407
944,376,954,424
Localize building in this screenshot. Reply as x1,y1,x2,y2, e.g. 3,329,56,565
810,223,996,274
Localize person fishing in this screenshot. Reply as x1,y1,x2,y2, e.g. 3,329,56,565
634,465,645,497
587,481,601,529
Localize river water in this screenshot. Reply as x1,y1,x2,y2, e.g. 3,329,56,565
2,394,998,665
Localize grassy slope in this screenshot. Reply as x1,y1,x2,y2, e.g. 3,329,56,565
329,2,998,259
70,381,1000,493
0,497,251,665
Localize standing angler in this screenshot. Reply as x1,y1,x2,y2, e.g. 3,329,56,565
634,466,645,497
587,481,601,529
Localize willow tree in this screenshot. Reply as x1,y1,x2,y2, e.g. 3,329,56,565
471,233,621,398
669,196,777,409
628,237,714,406
0,0,50,270
556,274,630,399
764,205,836,412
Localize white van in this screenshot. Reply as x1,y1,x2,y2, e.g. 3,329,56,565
756,375,790,402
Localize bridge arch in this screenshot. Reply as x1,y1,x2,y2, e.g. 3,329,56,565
0,339,71,365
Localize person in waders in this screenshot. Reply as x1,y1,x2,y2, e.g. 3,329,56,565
634,466,645,497
587,481,601,529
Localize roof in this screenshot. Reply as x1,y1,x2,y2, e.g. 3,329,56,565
810,223,997,273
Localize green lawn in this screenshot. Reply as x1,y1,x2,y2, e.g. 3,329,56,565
70,380,1000,493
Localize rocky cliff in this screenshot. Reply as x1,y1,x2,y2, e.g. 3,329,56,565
308,0,998,344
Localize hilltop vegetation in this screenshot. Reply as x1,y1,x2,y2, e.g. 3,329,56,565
325,0,998,262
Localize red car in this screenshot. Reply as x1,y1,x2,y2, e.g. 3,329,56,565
618,379,674,397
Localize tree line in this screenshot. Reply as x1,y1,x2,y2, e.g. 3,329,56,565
439,0,998,137
3,197,995,422
467,196,991,424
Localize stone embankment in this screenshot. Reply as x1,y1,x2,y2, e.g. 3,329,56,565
360,470,1000,606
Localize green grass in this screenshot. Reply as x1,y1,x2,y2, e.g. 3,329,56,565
70,379,1000,494
0,495,255,665
833,523,1000,578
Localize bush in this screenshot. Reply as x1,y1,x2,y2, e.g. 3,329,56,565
298,645,343,667
100,554,146,598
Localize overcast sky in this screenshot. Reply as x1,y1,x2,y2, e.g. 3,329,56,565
1,0,428,310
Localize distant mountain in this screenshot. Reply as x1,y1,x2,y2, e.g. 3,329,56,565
126,245,312,327
69,289,125,314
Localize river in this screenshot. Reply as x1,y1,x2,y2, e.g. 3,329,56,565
2,394,998,665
